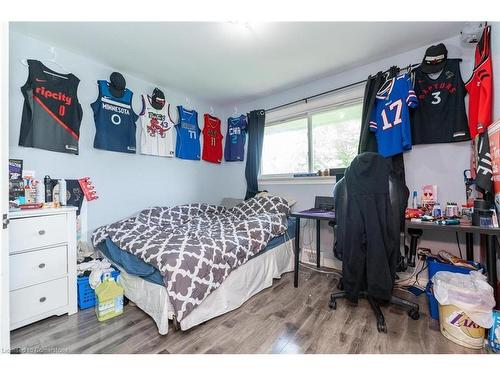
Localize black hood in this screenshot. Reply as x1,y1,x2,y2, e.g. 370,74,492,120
345,152,391,195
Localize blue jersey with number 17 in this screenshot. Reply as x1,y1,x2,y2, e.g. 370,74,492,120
369,74,418,157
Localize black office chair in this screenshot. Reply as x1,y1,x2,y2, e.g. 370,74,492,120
329,153,419,333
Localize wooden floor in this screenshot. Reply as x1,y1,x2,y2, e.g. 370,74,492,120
10,268,485,354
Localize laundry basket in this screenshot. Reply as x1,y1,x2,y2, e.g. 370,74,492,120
77,269,120,309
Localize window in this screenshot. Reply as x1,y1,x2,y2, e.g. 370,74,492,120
261,101,363,177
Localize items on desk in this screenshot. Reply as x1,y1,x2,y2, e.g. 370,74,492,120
471,198,496,227
437,219,460,225
431,202,442,218
463,169,474,207
421,184,437,209
405,208,424,219
412,190,418,209
444,202,460,218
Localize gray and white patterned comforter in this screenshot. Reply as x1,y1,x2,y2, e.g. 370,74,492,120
91,195,290,321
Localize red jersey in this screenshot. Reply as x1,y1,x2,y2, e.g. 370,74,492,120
465,25,493,139
202,114,223,163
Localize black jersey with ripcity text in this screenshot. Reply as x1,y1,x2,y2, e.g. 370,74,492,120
19,59,83,154
410,59,470,145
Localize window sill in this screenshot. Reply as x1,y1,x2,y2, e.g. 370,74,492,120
258,176,336,185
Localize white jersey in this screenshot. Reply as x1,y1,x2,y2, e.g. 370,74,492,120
139,95,175,157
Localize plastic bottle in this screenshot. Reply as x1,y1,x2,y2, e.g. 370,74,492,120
95,273,124,322
58,179,67,206
412,191,418,209
44,175,52,203
432,202,442,218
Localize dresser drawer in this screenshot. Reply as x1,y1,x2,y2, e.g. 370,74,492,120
9,214,67,253
10,277,68,325
9,246,68,291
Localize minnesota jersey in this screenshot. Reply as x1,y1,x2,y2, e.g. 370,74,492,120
175,106,201,160
91,80,138,153
411,59,470,144
224,115,247,161
466,26,493,139
369,74,418,157
19,59,83,155
139,95,175,157
202,114,223,164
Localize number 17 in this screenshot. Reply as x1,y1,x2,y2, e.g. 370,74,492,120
381,99,403,130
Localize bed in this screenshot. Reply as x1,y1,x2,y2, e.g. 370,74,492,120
91,195,295,334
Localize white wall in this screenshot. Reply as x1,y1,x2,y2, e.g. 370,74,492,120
227,33,485,262
9,31,246,238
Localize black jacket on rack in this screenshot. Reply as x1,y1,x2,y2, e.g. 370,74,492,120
334,152,401,302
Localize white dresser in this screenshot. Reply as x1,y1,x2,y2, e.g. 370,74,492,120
8,207,77,330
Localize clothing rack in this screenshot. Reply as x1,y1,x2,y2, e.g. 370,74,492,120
266,62,421,113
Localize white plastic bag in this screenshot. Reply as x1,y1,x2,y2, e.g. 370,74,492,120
432,270,495,328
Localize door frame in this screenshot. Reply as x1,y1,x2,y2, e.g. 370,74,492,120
0,21,10,353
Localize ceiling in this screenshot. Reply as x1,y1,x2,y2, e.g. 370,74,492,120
11,22,467,105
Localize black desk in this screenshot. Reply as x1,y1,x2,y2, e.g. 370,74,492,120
406,220,498,298
290,209,336,288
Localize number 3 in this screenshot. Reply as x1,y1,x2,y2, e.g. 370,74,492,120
431,92,441,104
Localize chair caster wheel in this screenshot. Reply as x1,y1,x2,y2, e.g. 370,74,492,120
408,308,420,320
328,298,337,310
337,279,344,291
377,319,387,333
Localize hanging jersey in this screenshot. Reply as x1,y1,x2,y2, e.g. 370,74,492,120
224,115,247,161
19,59,83,155
175,106,201,160
475,132,493,194
411,59,470,144
369,74,418,157
91,80,138,154
139,95,175,157
202,114,223,164
466,26,493,139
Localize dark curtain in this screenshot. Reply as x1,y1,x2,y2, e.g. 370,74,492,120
358,72,383,154
245,109,266,200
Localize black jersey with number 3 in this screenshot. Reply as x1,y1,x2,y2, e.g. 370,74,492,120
19,59,83,154
411,59,470,145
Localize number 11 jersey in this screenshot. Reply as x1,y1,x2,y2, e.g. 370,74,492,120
369,74,418,157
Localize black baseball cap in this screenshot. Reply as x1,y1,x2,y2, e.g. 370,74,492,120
109,72,126,98
421,43,448,74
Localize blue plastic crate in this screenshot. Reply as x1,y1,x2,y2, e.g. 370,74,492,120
425,257,482,320
77,270,120,310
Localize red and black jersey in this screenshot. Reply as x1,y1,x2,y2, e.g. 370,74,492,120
19,59,83,154
411,59,470,144
465,25,493,139
202,114,223,164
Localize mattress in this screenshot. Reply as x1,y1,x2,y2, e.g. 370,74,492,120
97,216,296,286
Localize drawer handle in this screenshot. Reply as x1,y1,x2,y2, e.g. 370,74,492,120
38,230,46,235
39,297,46,303
38,263,46,269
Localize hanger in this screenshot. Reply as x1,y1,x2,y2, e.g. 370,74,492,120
185,97,192,109
232,106,238,117
209,106,215,116
21,47,70,78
